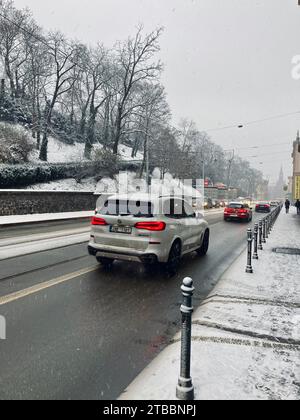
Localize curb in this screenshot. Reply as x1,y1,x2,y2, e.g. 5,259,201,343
0,215,93,229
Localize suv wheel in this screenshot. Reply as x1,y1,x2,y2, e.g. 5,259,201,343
165,241,181,277
197,230,210,256
96,257,114,269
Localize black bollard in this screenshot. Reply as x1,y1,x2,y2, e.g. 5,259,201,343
253,223,259,260
269,212,273,231
265,216,269,238
262,219,267,243
176,278,195,401
246,228,254,273
258,220,263,251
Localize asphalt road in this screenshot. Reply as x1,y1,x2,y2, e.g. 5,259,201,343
0,212,261,400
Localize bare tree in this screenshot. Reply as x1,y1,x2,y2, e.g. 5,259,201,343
149,126,180,177
26,38,52,148
0,0,33,98
39,32,78,161
111,26,163,155
131,83,170,177
83,45,112,159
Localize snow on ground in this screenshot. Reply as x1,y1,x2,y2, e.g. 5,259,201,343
0,121,143,164
29,137,86,164
25,177,98,191
0,229,90,260
25,170,204,204
0,211,94,226
29,136,143,164
120,207,300,400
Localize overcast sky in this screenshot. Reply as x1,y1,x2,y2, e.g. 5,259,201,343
13,0,300,182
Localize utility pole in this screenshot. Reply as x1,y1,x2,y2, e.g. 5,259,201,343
225,149,235,202
146,131,150,193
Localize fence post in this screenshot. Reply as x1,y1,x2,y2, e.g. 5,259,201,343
246,228,254,273
176,277,195,401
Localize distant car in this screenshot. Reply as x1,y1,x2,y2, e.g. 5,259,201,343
224,202,253,222
88,194,210,276
204,198,213,210
255,202,271,213
270,201,279,207
212,199,221,208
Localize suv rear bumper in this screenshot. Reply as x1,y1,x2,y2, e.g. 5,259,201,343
88,245,158,264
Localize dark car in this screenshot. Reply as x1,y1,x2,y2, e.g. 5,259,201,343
212,199,221,208
255,202,271,213
204,198,213,210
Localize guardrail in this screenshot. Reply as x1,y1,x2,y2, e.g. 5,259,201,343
245,204,283,273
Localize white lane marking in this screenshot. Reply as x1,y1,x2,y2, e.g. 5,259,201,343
0,227,90,248
0,233,90,260
0,265,99,306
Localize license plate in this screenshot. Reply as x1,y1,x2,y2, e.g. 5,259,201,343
110,226,132,234
230,214,238,217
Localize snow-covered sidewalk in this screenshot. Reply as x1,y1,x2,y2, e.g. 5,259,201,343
0,211,94,227
120,208,300,400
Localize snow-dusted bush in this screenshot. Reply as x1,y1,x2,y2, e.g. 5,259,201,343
0,96,32,126
0,123,34,164
0,162,96,188
93,148,121,177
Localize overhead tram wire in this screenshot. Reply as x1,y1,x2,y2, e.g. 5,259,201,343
236,141,292,151
203,111,300,133
243,149,292,158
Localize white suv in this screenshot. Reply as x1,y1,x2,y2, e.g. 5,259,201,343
88,194,209,275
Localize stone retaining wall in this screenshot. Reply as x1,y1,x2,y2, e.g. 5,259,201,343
0,190,100,216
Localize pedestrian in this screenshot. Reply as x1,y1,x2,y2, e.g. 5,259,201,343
295,199,300,215
285,199,291,214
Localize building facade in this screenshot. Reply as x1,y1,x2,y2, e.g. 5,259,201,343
292,131,300,200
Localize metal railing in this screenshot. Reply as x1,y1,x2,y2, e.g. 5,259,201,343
176,204,283,401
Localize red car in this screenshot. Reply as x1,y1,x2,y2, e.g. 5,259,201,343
224,202,253,222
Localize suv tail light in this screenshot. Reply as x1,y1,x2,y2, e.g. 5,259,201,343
91,216,107,226
135,221,166,231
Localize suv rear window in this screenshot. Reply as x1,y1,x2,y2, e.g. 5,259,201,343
100,200,154,218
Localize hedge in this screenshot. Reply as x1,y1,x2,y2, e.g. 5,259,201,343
0,160,143,189
0,162,95,189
